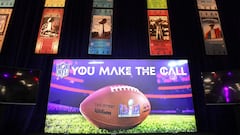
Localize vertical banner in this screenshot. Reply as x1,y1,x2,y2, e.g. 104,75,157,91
88,0,113,55
44,0,66,7
0,0,15,7
196,0,227,55
196,0,217,10
148,10,172,55
0,8,12,52
199,11,227,55
147,0,167,9
93,0,113,8
35,8,64,54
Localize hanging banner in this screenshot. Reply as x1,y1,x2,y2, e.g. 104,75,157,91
148,10,172,55
93,0,113,8
196,0,217,10
0,0,15,7
35,8,64,54
88,9,113,55
147,0,167,9
44,0,66,7
0,8,12,52
199,11,227,55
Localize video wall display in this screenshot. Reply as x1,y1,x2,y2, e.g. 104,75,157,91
0,8,12,52
147,0,173,56
202,70,240,105
45,59,197,134
0,66,40,105
88,0,113,55
44,0,66,7
35,8,64,54
197,0,227,55
0,0,15,7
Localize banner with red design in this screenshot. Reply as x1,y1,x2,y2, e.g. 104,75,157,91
35,8,64,54
148,10,172,55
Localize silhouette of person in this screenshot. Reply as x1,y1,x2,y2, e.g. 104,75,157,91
155,18,164,40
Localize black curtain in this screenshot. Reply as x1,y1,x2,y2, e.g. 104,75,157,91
0,0,240,134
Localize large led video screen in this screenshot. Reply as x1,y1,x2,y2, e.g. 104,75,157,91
45,59,197,134
0,67,40,105
202,70,240,105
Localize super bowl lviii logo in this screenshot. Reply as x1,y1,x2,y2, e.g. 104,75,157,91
118,99,140,117
56,62,70,78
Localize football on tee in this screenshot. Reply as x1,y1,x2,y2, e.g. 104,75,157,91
80,84,151,130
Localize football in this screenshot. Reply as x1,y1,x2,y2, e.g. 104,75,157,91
80,84,151,130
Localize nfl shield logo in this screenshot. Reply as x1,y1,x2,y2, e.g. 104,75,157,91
56,62,70,78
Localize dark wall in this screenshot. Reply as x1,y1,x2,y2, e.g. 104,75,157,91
0,0,240,134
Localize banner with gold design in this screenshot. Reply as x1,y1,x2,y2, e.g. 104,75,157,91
0,8,12,52
35,8,64,54
44,0,66,7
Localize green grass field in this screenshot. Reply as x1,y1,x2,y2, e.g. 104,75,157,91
44,114,197,134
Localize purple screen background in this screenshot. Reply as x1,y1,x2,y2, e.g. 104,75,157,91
47,59,194,114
